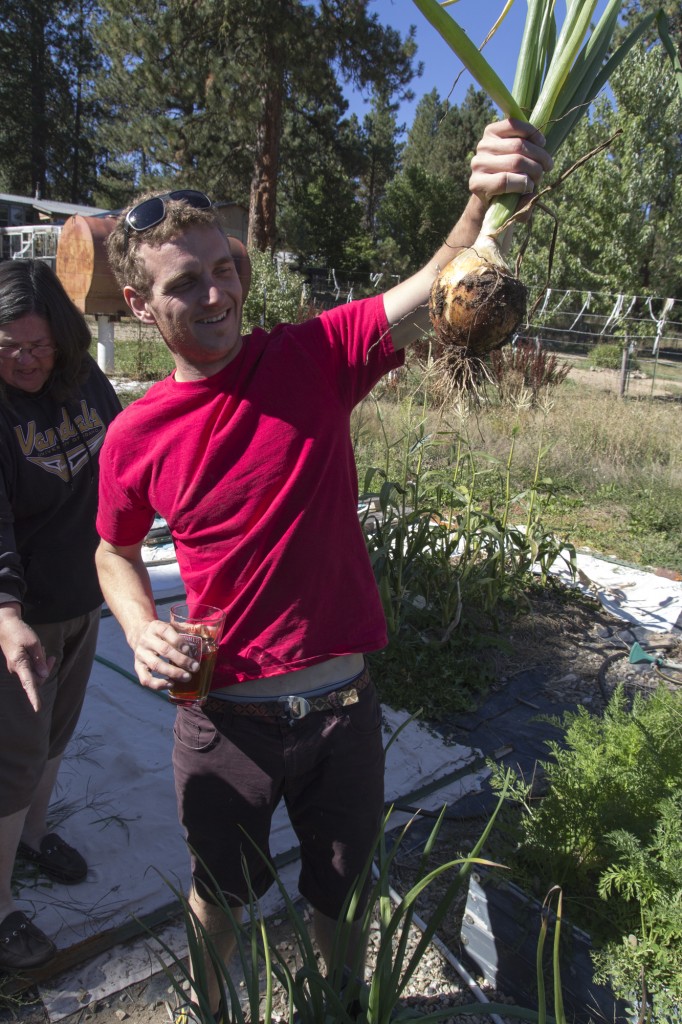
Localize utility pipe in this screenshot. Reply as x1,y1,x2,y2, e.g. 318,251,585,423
371,864,507,1024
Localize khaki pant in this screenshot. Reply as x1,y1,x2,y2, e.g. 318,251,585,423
0,609,100,816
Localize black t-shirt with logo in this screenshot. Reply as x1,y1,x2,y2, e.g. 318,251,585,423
0,356,121,624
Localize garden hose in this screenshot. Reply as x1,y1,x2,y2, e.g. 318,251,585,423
596,639,680,702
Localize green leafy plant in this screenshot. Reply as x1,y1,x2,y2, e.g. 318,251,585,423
488,684,682,1019
591,790,682,1021
242,250,308,333
588,343,639,371
93,320,176,382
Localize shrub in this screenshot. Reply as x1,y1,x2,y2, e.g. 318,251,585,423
588,343,639,371
242,250,308,333
489,683,682,1018
487,340,571,405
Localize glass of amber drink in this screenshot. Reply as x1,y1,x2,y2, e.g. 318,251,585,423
168,603,226,707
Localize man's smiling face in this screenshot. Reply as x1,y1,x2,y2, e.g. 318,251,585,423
124,224,244,381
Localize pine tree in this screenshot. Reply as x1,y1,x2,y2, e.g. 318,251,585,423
0,0,101,201
93,0,417,250
375,87,494,276
357,89,403,242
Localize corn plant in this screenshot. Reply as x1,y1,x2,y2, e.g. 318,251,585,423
360,413,576,640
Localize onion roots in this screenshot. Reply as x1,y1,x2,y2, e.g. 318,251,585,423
429,234,527,391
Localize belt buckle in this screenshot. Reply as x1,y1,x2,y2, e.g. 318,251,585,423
279,694,311,721
339,686,359,707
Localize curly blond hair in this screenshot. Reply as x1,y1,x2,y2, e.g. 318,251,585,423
106,191,224,297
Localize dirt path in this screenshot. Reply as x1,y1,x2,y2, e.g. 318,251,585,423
566,361,682,400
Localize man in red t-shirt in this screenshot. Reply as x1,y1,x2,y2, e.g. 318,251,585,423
97,119,551,1019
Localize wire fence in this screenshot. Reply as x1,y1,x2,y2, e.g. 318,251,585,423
93,284,682,398
520,288,681,358
303,271,682,357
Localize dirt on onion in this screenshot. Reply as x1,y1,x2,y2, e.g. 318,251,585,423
429,236,527,396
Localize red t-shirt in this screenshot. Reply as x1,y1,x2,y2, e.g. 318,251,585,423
97,295,404,687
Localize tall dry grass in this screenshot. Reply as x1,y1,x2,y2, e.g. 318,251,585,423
353,369,682,570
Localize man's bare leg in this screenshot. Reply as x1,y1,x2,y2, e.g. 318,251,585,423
313,908,367,985
187,886,243,1016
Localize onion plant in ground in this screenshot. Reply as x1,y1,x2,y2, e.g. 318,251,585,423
145,782,578,1024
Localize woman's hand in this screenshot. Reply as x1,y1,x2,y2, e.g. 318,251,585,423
0,603,55,712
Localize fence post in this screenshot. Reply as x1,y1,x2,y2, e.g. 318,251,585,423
96,315,115,374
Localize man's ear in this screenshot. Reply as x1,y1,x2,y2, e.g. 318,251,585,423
123,286,156,325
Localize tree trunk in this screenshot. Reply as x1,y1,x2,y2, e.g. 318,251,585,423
247,72,284,252
29,4,48,196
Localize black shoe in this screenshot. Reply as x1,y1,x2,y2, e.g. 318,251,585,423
17,833,88,884
0,911,56,971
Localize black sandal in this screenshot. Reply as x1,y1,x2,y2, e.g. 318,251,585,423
17,832,87,884
0,911,56,971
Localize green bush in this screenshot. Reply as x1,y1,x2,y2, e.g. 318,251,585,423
489,684,682,1018
242,250,308,333
588,343,639,371
592,789,682,1022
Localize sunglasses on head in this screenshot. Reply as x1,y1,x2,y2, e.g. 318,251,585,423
123,189,213,249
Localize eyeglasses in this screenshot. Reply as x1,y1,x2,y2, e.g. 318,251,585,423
123,190,213,248
0,343,56,360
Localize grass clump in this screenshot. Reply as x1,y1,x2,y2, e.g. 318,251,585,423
486,341,571,408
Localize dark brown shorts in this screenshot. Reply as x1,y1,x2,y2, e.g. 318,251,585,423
0,609,101,816
172,669,385,919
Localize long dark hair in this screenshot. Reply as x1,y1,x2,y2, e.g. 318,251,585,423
0,259,93,401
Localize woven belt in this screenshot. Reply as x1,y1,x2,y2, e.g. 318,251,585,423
204,665,370,722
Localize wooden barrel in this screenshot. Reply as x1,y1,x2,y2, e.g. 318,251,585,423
56,214,251,315
228,236,252,303
56,215,127,316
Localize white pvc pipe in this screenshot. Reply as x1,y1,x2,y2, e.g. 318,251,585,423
371,864,507,1024
97,315,115,373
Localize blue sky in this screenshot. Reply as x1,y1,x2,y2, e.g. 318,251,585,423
347,0,614,126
